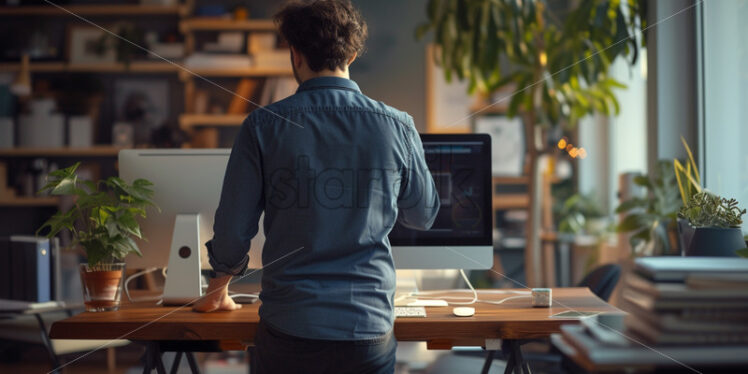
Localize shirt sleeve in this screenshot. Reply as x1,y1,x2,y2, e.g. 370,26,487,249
206,117,264,276
396,124,440,230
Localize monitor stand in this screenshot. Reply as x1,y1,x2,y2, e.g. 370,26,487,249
162,214,203,305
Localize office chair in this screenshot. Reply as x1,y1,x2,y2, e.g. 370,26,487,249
577,263,622,302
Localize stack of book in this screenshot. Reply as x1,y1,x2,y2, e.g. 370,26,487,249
623,258,748,346
552,257,748,370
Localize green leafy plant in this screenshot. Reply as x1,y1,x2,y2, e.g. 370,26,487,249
36,163,157,267
416,0,647,128
673,137,702,205
678,192,746,228
616,160,682,255
557,192,605,234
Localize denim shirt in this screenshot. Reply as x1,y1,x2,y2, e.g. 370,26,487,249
207,76,440,340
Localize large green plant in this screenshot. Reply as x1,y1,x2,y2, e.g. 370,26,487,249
616,161,682,256
416,0,647,128
37,163,156,267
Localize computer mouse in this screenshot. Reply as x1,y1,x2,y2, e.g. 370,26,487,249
452,306,475,317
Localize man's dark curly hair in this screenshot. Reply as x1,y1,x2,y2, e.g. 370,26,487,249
274,0,367,72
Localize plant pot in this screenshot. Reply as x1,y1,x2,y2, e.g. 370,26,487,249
79,263,125,312
677,218,695,255
685,227,744,257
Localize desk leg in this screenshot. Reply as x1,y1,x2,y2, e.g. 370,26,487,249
169,351,182,374
33,313,61,374
501,340,530,374
142,342,167,374
481,350,497,374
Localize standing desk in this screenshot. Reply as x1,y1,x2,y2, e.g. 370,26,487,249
49,287,621,374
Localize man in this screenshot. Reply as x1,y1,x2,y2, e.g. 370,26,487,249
193,1,440,372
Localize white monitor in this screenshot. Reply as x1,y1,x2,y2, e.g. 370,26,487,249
388,134,494,270
119,149,265,304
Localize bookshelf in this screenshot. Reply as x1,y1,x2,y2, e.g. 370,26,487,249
179,18,276,32
0,61,178,74
178,114,247,130
0,196,59,207
0,4,189,16
178,67,293,79
0,146,123,158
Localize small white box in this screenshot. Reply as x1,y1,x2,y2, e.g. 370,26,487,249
68,116,93,147
19,114,64,148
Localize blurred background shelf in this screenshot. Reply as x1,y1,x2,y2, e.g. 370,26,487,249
493,194,530,210
179,67,293,78
0,61,179,74
179,114,247,130
0,146,123,158
179,18,276,32
0,196,59,207
0,4,188,16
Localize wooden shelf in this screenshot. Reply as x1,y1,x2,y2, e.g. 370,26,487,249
179,114,247,130
0,146,123,157
179,66,293,78
493,194,530,210
0,61,179,74
0,4,187,16
0,196,59,207
180,18,276,32
493,176,530,185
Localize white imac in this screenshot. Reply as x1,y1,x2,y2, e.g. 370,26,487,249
388,134,494,270
119,149,265,305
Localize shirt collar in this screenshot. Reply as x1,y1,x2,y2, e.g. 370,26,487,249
296,76,361,94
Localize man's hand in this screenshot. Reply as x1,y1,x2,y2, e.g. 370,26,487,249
192,274,243,313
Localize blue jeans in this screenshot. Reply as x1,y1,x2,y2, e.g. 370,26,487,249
250,320,397,374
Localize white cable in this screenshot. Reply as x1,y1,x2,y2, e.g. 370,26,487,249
407,270,532,306
479,295,531,305
124,267,163,303
440,269,478,305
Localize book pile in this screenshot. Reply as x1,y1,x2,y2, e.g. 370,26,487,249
552,257,748,370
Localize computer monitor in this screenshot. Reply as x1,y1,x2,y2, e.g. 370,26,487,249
388,134,493,269
119,149,265,304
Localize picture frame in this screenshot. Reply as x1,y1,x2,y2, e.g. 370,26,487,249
67,26,116,65
473,114,526,176
425,44,473,133
113,79,170,145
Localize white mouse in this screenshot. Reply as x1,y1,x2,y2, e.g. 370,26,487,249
452,306,475,317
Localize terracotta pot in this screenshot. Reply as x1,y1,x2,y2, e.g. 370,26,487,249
79,263,125,312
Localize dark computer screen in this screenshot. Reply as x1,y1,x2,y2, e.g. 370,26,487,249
388,134,492,246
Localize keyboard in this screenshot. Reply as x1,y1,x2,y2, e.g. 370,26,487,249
394,306,427,318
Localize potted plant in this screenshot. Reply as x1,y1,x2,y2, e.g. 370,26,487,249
677,192,746,257
616,161,683,256
37,162,156,312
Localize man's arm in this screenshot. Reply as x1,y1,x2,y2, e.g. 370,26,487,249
194,118,263,312
396,125,440,230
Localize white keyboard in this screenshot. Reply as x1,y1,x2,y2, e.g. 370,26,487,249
394,306,427,318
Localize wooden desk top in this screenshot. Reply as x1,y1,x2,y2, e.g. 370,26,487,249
50,288,621,349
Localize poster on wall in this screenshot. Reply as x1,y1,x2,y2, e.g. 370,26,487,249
425,44,473,133
474,115,525,176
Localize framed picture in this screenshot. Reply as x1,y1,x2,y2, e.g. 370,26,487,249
473,115,525,176
113,79,170,145
425,44,473,133
67,26,116,65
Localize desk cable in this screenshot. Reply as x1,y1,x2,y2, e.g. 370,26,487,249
125,267,259,303
407,269,532,306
